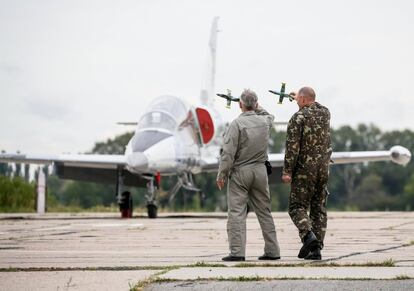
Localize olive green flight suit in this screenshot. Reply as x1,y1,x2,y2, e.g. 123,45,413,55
218,108,280,257
283,102,332,248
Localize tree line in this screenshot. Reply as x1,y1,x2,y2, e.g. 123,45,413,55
1,124,413,212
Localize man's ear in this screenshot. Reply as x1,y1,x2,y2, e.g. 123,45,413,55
239,101,243,109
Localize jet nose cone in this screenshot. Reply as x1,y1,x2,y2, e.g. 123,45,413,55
127,152,148,171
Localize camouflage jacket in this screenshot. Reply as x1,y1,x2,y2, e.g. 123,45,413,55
217,107,274,180
283,102,332,176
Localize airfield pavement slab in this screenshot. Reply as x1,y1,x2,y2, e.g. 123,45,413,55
158,266,414,280
0,270,159,291
0,211,413,290
145,280,414,291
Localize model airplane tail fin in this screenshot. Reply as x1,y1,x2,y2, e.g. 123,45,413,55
200,16,219,107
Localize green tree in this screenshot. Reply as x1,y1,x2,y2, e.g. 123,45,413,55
0,176,35,212
193,173,225,211
403,173,414,211
57,181,114,208
269,128,287,153
348,174,393,210
91,132,134,154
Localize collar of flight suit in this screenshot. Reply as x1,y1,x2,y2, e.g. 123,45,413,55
240,110,256,117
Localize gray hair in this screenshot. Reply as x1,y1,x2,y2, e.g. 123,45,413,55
240,89,258,110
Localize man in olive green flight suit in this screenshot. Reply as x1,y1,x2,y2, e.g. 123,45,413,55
282,87,332,260
217,89,280,262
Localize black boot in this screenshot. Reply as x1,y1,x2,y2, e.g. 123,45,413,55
304,248,322,260
258,255,281,260
298,231,319,258
222,255,245,261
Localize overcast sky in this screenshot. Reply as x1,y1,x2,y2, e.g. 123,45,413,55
0,0,413,154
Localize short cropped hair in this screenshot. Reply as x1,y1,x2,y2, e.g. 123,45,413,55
298,87,316,101
240,89,258,110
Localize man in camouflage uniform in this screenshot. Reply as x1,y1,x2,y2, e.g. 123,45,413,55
282,87,332,260
217,89,280,262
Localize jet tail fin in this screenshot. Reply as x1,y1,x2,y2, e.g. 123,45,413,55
200,16,219,107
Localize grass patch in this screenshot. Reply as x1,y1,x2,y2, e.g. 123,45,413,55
233,260,396,268
131,267,178,291
187,261,227,268
410,240,414,246
394,275,412,280
233,262,324,268
0,266,164,272
46,204,119,213
1,259,399,273
217,275,265,282
373,259,395,267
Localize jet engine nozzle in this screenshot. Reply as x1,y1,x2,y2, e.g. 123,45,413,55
390,145,411,166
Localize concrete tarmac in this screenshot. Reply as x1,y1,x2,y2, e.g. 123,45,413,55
0,211,413,290
146,280,414,291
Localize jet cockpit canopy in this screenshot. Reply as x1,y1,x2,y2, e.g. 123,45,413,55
137,95,188,132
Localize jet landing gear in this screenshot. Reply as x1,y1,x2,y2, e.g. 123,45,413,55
145,174,160,219
116,168,133,218
168,172,202,207
147,203,158,219
119,191,133,218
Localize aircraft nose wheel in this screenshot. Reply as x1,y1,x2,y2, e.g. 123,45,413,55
147,204,158,219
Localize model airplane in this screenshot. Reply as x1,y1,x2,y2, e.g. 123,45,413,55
0,18,411,218
269,82,295,104
217,89,240,109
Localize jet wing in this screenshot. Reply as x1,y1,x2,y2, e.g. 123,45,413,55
332,145,411,165
0,153,150,187
201,145,411,172
269,145,411,167
0,153,126,169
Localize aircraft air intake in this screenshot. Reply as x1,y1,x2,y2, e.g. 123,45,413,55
126,152,148,171
195,108,215,144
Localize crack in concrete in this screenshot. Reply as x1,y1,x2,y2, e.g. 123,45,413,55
380,220,414,230
320,243,411,264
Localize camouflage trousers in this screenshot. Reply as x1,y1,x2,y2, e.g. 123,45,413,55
288,167,329,248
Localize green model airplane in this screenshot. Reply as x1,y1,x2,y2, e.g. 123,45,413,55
269,82,294,104
217,89,239,109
